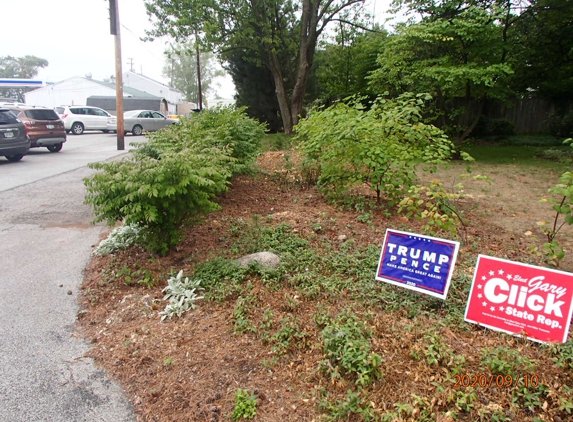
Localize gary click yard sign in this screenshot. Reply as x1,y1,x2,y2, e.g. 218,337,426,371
376,229,460,300
465,255,573,343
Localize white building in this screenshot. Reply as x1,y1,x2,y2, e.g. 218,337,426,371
123,71,184,113
25,76,159,110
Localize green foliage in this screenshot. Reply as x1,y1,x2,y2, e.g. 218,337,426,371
85,146,230,255
319,389,376,421
163,40,224,103
140,106,265,175
159,270,204,321
85,107,264,255
550,338,573,370
368,1,515,144
399,173,489,240
312,28,387,102
320,310,382,386
422,330,454,367
232,388,258,420
480,346,535,376
268,316,307,355
295,93,456,205
0,55,49,101
233,296,257,334
93,223,143,255
538,165,573,266
192,258,250,301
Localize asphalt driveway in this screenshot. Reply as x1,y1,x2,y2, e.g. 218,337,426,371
0,133,137,421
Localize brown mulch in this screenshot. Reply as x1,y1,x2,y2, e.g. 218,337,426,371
78,151,573,422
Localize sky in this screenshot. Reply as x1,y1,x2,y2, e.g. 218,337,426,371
2,0,397,100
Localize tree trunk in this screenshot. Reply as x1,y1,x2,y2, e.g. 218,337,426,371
269,53,294,134
290,0,319,129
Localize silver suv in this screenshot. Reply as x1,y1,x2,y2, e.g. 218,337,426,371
0,108,30,162
55,105,113,135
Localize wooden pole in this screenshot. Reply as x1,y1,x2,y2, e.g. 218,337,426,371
196,36,203,111
110,0,125,150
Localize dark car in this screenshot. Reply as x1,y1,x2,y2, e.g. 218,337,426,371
0,108,30,162
8,107,67,152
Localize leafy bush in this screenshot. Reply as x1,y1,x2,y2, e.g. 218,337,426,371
538,142,573,266
320,310,382,386
85,107,265,255
85,146,231,255
295,93,456,205
471,116,515,137
232,388,257,420
545,111,573,138
93,223,143,255
139,106,266,174
160,270,204,321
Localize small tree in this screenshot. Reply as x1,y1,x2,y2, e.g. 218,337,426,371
295,93,456,205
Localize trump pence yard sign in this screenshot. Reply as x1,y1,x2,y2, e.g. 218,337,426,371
465,255,573,343
376,229,460,300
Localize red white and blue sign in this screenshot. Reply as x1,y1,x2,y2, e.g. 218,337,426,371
375,229,460,300
465,255,573,343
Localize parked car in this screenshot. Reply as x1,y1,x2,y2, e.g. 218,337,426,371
0,108,30,162
7,106,66,152
107,110,179,136
55,105,113,135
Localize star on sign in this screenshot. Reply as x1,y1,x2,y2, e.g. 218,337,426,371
490,306,495,311
478,294,483,299
482,301,488,306
506,274,513,280
478,284,482,289
498,269,504,275
500,306,505,312
489,270,494,276
481,276,486,281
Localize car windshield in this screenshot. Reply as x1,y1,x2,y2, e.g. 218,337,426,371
0,110,18,124
25,109,60,120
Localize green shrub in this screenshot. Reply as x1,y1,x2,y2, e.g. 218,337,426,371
85,146,231,255
232,388,257,420
320,310,382,386
295,93,456,205
140,106,266,174
84,107,265,255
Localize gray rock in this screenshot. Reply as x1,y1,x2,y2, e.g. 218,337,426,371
236,251,281,269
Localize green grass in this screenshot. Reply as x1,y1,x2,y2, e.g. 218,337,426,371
483,134,566,147
462,144,571,170
260,133,294,151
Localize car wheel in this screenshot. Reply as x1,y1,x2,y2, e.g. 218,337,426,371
47,143,63,153
71,122,84,135
102,130,109,133
132,125,143,136
5,154,24,162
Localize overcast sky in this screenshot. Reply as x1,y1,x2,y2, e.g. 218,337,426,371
2,0,396,99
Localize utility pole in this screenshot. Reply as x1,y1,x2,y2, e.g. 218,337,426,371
109,0,125,150
196,36,203,111
127,58,134,72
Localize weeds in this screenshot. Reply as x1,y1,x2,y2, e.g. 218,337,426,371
232,388,257,420
319,310,382,387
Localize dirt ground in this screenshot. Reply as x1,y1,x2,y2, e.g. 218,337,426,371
78,151,573,421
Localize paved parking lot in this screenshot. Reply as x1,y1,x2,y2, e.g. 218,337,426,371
0,132,140,421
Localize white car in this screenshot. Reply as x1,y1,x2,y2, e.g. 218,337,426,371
55,105,113,135
106,110,179,136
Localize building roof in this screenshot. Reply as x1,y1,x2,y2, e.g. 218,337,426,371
92,79,160,98
124,70,183,94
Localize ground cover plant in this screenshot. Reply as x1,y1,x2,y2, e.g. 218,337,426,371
79,134,573,421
